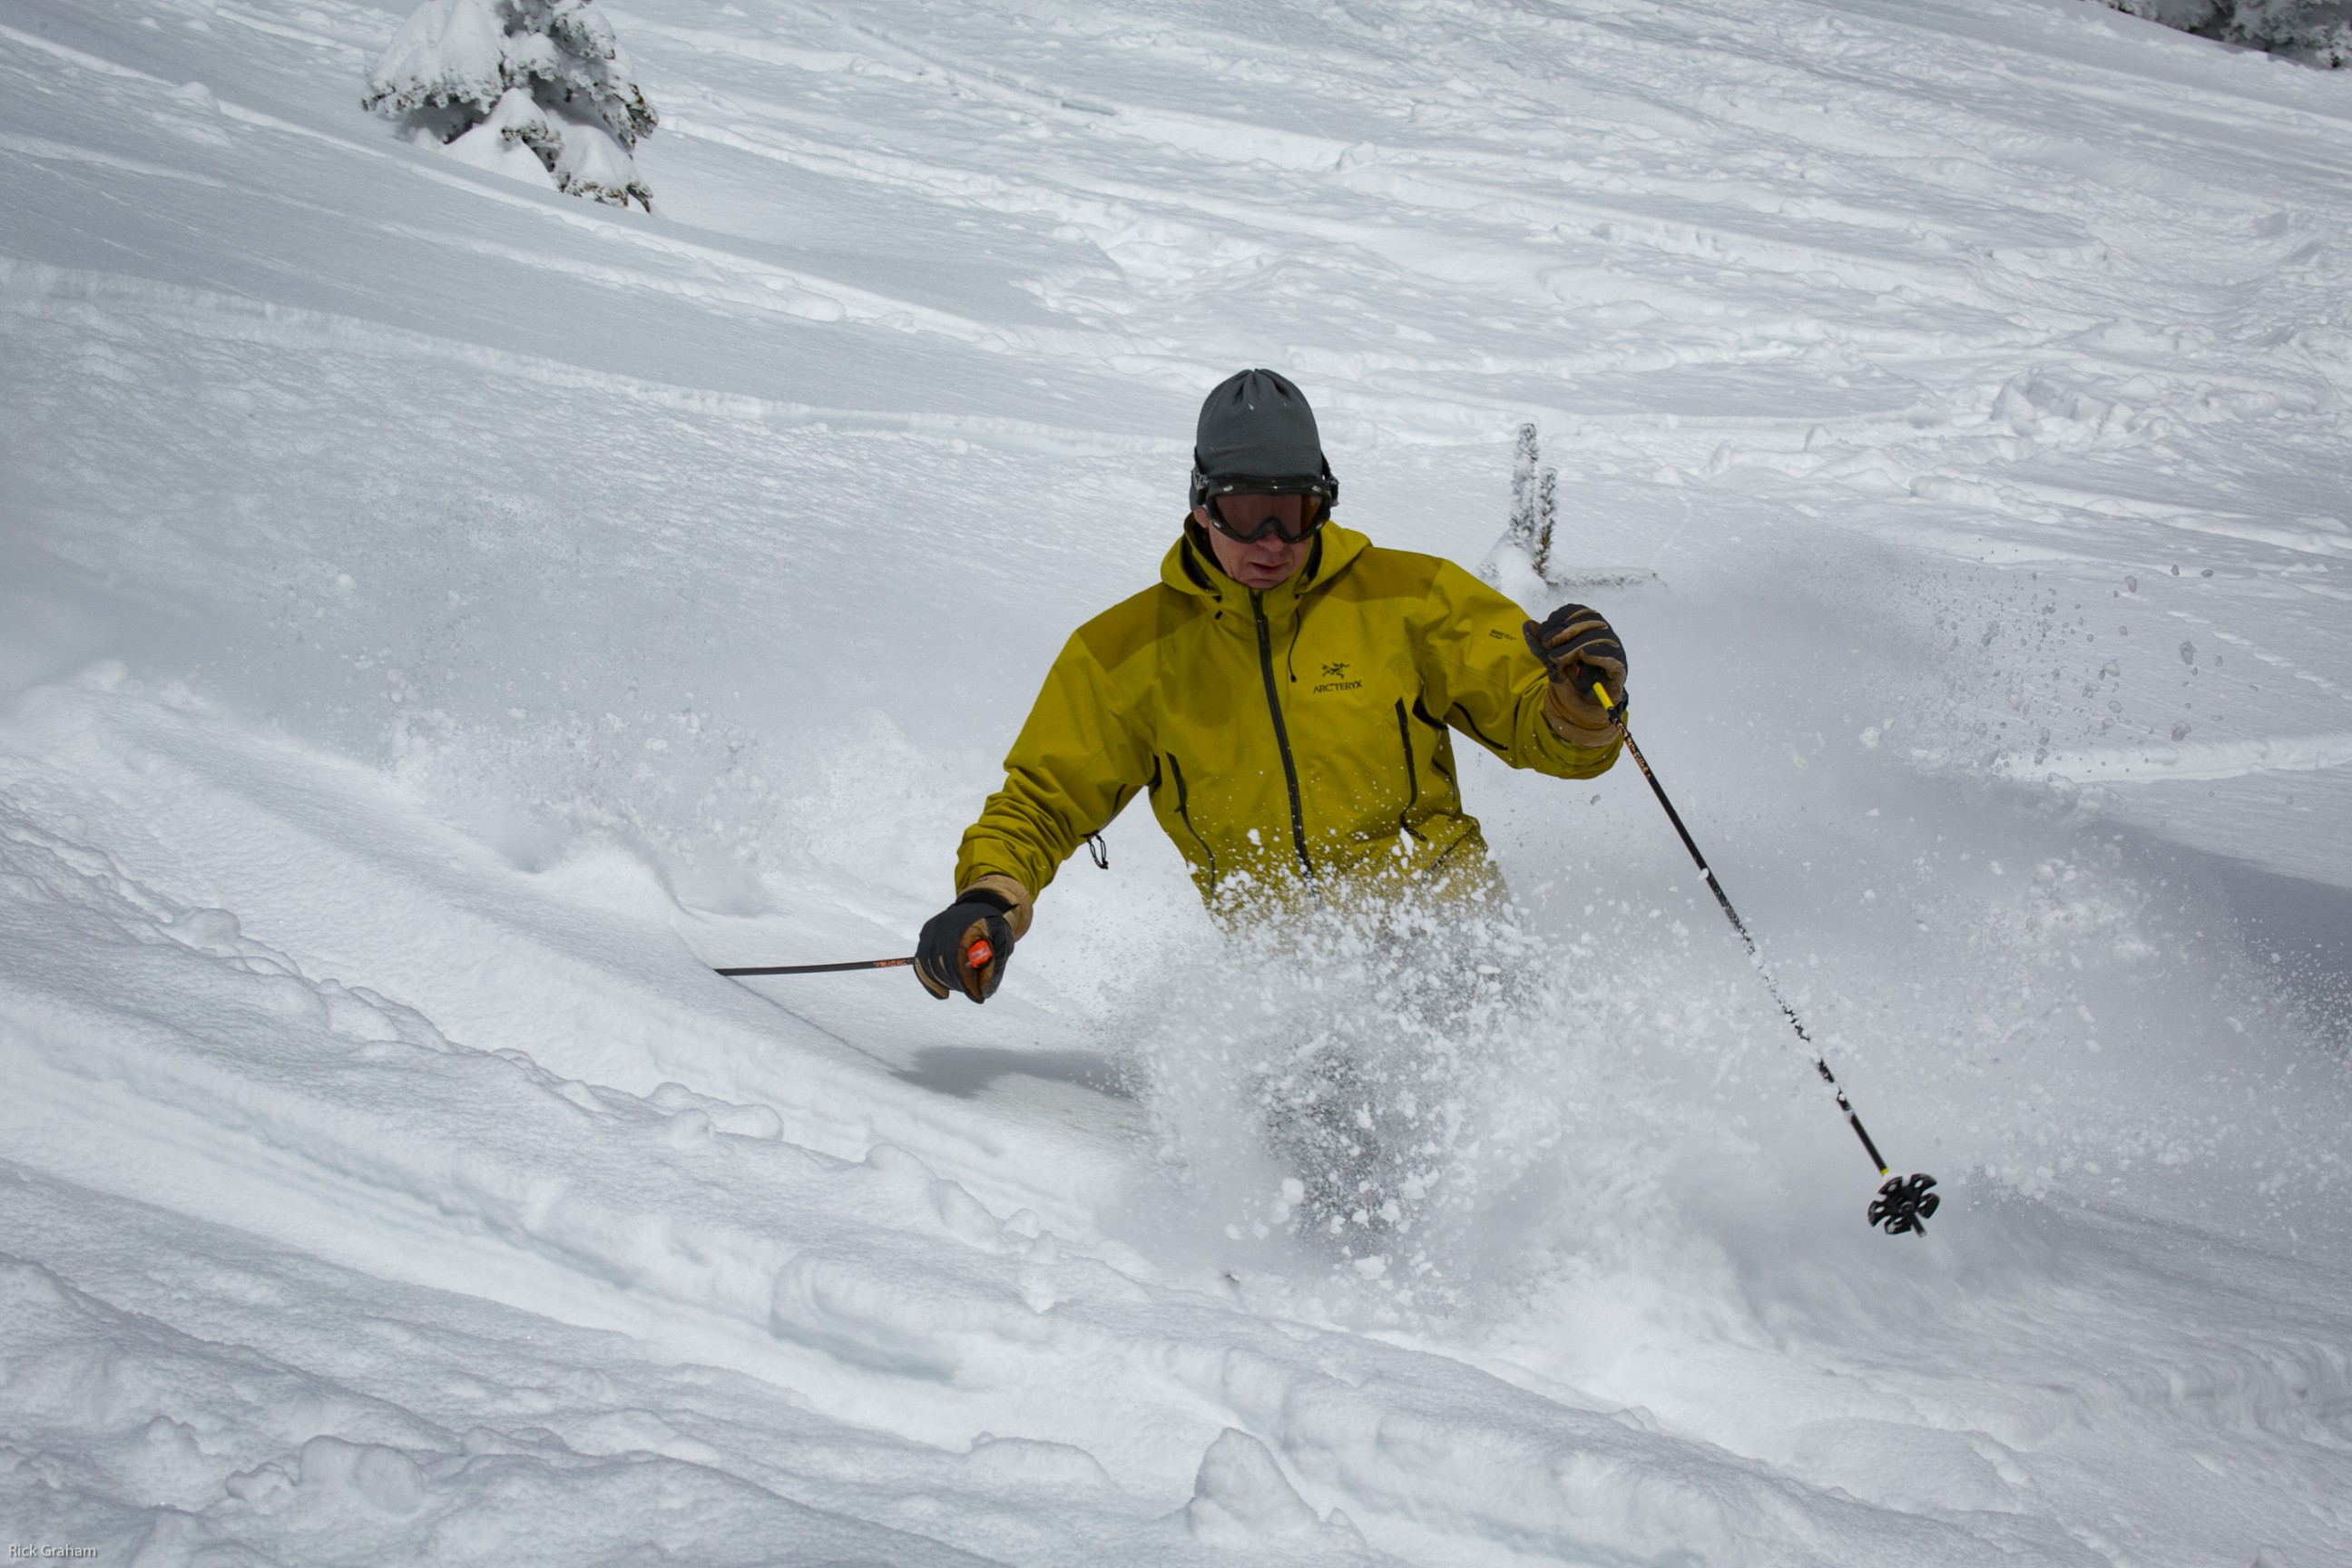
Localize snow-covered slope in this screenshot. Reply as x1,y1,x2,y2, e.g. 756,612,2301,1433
4,0,2349,1562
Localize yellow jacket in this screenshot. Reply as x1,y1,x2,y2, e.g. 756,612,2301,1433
956,523,1621,919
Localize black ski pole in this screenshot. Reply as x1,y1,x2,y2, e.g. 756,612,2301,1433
715,936,995,980
1533,645,1939,1236
717,956,916,976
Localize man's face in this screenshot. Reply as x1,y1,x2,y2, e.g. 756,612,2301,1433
1197,494,1314,590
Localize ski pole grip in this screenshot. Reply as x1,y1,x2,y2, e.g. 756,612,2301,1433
965,937,995,971
1523,622,1617,714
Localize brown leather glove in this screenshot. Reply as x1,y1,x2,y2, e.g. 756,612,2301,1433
1523,603,1626,744
913,875,1034,1003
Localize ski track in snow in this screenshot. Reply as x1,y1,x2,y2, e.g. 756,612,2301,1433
5,0,2352,1562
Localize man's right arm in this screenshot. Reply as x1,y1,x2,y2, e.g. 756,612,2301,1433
953,631,1152,915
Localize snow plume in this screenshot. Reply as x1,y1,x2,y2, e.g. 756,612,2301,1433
2102,0,2352,65
363,0,657,208
1123,688,2352,1319
1129,886,1631,1307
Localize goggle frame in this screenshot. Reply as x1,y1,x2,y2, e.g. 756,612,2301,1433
1190,466,1340,544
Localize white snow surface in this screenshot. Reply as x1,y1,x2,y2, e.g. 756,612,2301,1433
5,0,2351,1563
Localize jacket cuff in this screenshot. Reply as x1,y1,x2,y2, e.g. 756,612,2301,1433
1543,684,1622,748
957,872,1035,939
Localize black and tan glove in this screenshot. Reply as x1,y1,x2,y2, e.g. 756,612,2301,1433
1523,602,1626,744
913,874,1034,1003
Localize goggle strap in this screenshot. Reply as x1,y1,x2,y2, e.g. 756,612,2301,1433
1189,459,1339,513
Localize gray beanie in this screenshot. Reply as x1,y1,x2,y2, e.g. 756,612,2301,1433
1192,368,1329,486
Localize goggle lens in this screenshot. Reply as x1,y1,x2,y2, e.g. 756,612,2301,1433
1194,470,1336,544
1207,494,1323,544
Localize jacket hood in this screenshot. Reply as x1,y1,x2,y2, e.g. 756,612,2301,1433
1160,518,1371,605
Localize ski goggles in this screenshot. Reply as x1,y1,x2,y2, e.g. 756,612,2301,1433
1191,468,1340,544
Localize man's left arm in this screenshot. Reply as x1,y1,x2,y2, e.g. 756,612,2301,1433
1416,560,1622,779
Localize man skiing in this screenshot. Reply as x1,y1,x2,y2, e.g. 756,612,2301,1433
915,368,1629,1004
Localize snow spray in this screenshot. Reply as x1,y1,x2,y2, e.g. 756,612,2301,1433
1536,647,1941,1236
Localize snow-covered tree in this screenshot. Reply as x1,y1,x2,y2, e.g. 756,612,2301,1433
363,0,658,209
2225,0,2352,63
1532,464,1558,581
1502,423,1561,575
1506,423,1540,557
2102,0,2352,67
1485,423,1561,600
1483,426,1655,599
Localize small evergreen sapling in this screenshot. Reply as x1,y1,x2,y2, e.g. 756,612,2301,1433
363,0,658,209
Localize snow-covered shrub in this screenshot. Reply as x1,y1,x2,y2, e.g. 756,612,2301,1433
2102,0,2352,67
363,0,658,209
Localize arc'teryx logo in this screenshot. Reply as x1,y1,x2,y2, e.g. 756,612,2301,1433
1312,659,1361,694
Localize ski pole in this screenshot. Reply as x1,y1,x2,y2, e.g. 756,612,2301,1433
716,938,994,979
1536,651,1939,1236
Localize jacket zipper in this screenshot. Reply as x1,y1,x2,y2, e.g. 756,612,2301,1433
1251,591,1314,880
1393,699,1426,842
1167,753,1218,891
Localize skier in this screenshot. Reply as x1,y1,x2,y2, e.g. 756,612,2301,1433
914,368,1628,1004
